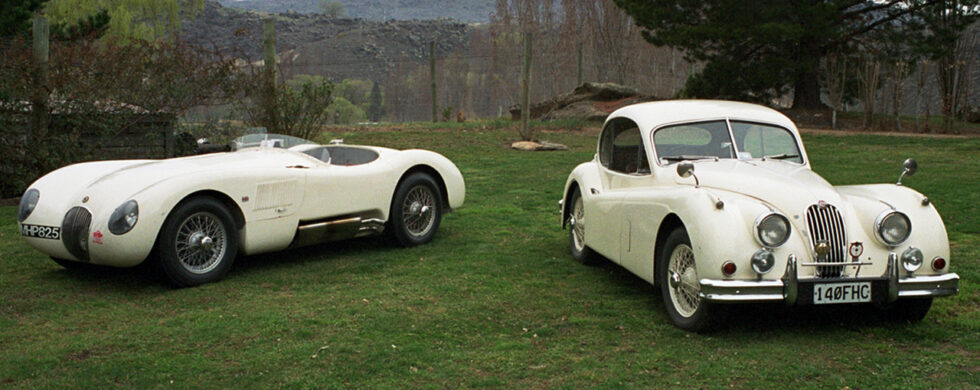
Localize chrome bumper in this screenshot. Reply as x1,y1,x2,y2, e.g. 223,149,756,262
699,253,960,304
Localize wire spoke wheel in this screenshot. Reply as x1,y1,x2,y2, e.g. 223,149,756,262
174,211,227,275
571,194,586,252
401,184,437,237
667,243,700,318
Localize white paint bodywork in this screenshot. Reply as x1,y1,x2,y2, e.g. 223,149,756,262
20,142,465,267
561,100,953,291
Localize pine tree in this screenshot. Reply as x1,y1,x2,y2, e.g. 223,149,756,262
1,0,48,37
612,0,943,109
367,81,384,122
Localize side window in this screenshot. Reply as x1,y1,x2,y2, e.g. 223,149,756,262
599,118,649,174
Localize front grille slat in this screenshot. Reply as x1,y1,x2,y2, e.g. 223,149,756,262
805,204,847,278
61,207,92,262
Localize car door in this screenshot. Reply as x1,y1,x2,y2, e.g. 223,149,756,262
297,146,396,221
587,118,653,264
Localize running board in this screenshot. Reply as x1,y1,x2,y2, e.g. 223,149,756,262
290,216,386,248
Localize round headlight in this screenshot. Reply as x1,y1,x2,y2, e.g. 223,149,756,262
18,189,40,222
108,200,139,235
875,211,911,246
755,212,791,247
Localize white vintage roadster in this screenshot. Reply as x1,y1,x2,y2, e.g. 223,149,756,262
560,100,959,331
18,133,465,286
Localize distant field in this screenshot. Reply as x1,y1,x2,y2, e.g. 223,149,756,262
1,126,977,388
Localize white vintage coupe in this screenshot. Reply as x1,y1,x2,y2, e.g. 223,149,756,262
18,133,465,286
560,100,959,331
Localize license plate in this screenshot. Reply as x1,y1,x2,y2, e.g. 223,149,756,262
21,224,61,240
813,282,872,304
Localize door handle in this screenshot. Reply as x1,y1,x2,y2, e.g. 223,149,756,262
590,188,600,195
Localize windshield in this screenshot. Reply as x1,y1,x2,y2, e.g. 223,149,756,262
652,120,802,164
230,133,316,151
730,121,803,163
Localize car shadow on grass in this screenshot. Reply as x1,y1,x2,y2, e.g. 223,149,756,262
229,235,402,277
585,258,927,335
40,260,164,292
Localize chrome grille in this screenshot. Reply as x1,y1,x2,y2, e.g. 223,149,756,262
61,207,92,262
805,204,846,278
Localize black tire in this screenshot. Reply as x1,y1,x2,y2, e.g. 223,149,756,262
389,173,443,247
567,187,600,265
879,298,933,323
657,227,719,332
155,197,238,287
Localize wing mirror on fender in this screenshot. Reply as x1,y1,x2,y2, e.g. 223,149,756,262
897,158,917,185
676,162,700,187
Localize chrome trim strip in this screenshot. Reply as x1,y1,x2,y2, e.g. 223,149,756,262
886,253,899,303
698,255,956,303
897,273,959,298
700,254,800,303
801,261,873,267
699,279,786,302
783,254,798,305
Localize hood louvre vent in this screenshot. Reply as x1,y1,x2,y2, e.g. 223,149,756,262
805,204,847,278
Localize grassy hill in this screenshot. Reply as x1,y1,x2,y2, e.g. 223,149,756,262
216,0,495,23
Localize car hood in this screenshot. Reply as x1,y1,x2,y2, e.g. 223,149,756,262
34,148,316,204
689,159,841,214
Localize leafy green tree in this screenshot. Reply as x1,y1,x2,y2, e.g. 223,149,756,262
0,0,48,37
319,0,345,18
334,79,372,106
367,81,384,122
613,0,937,109
237,73,334,140
329,97,366,124
44,0,203,41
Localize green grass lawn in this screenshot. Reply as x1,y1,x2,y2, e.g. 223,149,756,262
1,126,978,388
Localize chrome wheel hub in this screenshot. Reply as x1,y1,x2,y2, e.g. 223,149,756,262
174,211,227,274
402,185,436,237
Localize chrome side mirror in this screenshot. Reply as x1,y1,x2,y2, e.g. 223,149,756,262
676,162,700,187
897,158,917,185
676,162,695,178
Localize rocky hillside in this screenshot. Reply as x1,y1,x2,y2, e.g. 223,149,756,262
215,0,495,23
182,1,472,82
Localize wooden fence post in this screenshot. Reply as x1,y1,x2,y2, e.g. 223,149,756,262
520,32,532,141
430,41,437,122
31,14,49,142
263,17,278,132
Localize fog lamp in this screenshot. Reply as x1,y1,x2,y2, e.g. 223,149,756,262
751,249,776,275
901,247,923,273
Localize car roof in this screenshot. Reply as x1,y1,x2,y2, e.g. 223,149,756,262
607,100,798,132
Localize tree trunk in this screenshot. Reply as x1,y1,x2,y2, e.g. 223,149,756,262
792,68,824,109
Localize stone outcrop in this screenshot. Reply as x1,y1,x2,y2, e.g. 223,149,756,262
509,82,658,122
